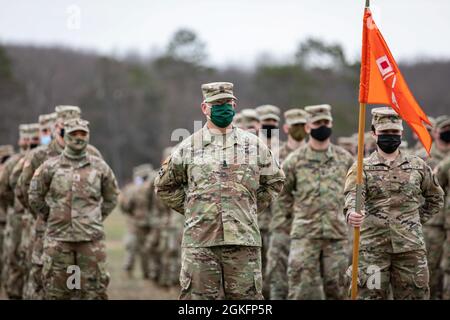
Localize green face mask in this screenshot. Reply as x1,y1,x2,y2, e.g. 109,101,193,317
64,133,89,159
288,124,307,142
208,103,235,128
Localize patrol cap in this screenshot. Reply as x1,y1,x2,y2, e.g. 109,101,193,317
233,112,244,127
64,118,90,134
304,104,332,123
371,107,403,131
133,164,154,180
39,112,57,128
0,145,14,158
256,105,281,122
55,105,81,121
19,124,29,139
241,108,260,122
201,82,236,103
284,108,309,125
27,123,40,139
435,115,450,129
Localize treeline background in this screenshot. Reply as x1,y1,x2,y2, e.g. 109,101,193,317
1,29,449,184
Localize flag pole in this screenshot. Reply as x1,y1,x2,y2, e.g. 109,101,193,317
351,0,370,301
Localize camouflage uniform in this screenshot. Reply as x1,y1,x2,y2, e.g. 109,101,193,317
255,104,281,298
414,115,450,299
277,105,353,300
155,82,285,300
119,164,155,279
0,145,14,290
17,107,102,299
0,124,36,299
267,108,308,300
344,108,444,300
435,156,450,299
28,118,118,299
157,196,184,287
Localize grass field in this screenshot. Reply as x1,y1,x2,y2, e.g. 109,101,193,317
102,208,179,299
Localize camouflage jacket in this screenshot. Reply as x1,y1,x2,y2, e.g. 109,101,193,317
435,156,450,229
276,143,354,240
344,151,444,253
269,141,298,234
28,153,119,242
415,144,449,226
119,179,155,227
0,153,23,222
17,139,102,212
0,153,26,218
155,125,285,248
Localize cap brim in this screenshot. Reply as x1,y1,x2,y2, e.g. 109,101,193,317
438,119,450,129
260,114,280,122
309,115,333,123
205,93,237,103
286,118,307,125
66,126,89,134
375,123,403,131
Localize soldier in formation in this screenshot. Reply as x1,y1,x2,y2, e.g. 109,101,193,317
345,108,444,299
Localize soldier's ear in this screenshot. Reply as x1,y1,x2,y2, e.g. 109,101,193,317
201,102,210,116
305,123,311,134
283,124,289,134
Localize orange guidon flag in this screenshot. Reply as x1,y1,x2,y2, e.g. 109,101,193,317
359,7,432,153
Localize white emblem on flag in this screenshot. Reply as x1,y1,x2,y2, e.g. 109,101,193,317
376,55,393,77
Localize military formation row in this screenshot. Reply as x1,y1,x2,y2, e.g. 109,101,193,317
0,106,119,299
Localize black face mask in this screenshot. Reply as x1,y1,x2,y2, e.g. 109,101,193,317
60,128,65,138
261,124,278,139
440,130,450,143
30,143,39,149
310,126,332,141
377,134,401,154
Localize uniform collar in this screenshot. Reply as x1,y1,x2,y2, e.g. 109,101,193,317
201,124,243,148
369,150,409,168
305,143,334,161
61,153,91,168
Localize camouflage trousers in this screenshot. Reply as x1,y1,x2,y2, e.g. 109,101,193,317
288,238,348,300
146,228,161,281
42,238,110,300
23,223,46,300
123,225,150,278
2,213,25,299
158,227,182,287
19,213,34,299
351,249,430,300
423,225,445,299
179,245,264,300
443,230,450,300
260,229,270,299
266,230,290,300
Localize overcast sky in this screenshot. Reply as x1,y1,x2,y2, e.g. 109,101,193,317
1,0,449,66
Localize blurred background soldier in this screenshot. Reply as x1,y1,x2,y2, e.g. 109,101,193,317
0,124,32,299
255,104,282,298
0,144,14,290
337,136,357,157
267,108,308,300
414,115,450,299
156,146,184,287
435,155,450,299
17,106,102,300
364,131,377,157
412,117,436,152
119,163,155,280
239,108,260,135
156,82,285,299
8,123,40,299
29,118,118,299
278,104,354,300
345,107,444,300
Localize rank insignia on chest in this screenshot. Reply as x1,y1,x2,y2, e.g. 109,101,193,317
73,174,80,182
